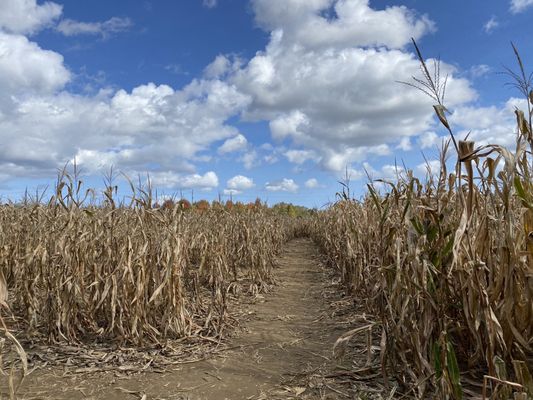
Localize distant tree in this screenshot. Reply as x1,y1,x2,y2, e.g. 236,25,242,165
177,199,191,210
225,200,234,210
194,199,210,212
271,202,310,217
161,199,174,210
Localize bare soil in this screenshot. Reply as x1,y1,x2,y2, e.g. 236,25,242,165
3,238,385,400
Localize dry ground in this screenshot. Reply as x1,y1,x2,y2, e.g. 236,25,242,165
3,239,387,400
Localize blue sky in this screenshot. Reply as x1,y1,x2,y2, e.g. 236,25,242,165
0,0,532,208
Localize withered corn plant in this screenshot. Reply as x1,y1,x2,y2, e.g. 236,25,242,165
0,172,290,346
310,42,533,398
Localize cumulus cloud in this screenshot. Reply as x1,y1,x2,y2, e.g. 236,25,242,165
240,150,259,169
251,0,435,49
263,153,279,164
56,17,133,38
320,144,390,172
151,171,219,190
416,159,442,176
228,0,476,172
363,162,404,181
397,137,412,151
469,64,491,79
0,0,505,194
227,175,255,191
418,131,439,149
344,168,365,181
204,55,230,78
510,0,533,13
284,149,318,164
204,54,244,79
265,178,299,193
483,16,499,34
449,98,526,147
0,77,251,179
224,175,255,195
202,0,218,9
0,32,70,99
0,0,62,35
0,0,256,186
304,178,322,189
270,111,309,141
218,134,248,154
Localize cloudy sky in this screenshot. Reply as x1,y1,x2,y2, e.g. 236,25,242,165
0,0,531,207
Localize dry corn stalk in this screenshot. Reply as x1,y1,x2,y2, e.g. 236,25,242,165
310,42,533,398
0,175,292,346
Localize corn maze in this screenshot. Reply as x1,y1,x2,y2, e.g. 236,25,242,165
1,47,533,400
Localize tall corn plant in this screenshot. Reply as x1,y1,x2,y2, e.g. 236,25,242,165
310,41,533,398
0,171,290,346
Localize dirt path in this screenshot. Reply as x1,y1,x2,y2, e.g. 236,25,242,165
12,238,359,400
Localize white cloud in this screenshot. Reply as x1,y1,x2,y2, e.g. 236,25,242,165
228,0,476,172
151,171,219,190
484,16,499,33
320,144,391,172
284,149,318,164
397,137,412,151
204,55,243,79
263,154,278,164
305,178,321,189
363,162,404,181
510,0,533,13
251,0,435,49
381,164,404,180
416,159,442,176
202,0,218,9
227,175,255,190
218,134,248,154
0,75,251,179
265,178,299,193
270,111,309,141
0,0,62,35
56,17,133,38
469,64,491,79
260,143,274,150
344,168,365,181
0,0,504,193
449,98,526,147
418,131,439,149
240,150,258,169
0,32,70,99
205,55,230,78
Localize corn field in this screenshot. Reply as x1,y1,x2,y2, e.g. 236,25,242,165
308,43,533,398
0,177,292,346
1,43,532,400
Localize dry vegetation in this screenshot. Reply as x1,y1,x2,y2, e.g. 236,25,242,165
0,179,295,345
0,173,302,396
309,42,533,399
0,43,532,400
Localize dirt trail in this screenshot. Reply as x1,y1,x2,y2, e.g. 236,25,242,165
13,238,354,400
